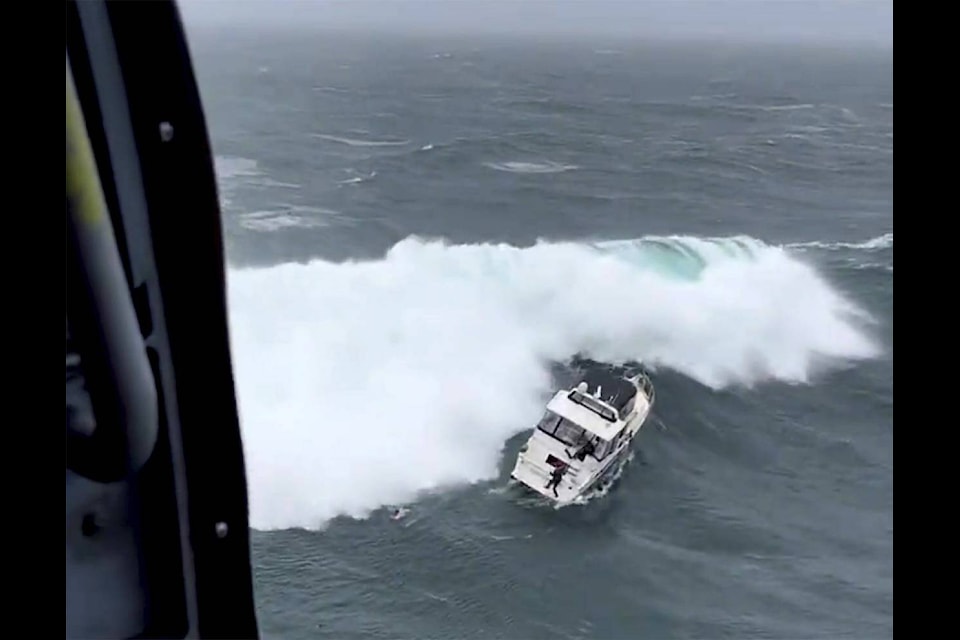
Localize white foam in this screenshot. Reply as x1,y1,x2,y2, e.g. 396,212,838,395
213,156,301,212
214,156,262,210
788,233,893,251
484,161,578,174
226,235,881,530
238,209,336,232
312,134,410,147
337,171,377,186
214,155,261,180
758,103,817,111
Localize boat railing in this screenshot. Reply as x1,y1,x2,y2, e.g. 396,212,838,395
521,451,580,480
636,371,656,407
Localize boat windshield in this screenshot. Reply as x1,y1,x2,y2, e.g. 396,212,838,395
537,411,587,447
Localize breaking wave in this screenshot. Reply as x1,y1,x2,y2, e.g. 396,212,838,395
226,234,881,530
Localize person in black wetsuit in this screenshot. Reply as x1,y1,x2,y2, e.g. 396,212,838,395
575,438,596,461
545,465,567,497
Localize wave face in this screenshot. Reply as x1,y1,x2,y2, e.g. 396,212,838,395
226,235,881,530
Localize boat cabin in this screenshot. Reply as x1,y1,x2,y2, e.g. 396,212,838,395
534,370,641,461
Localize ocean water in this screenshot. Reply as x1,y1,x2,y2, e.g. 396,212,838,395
187,28,892,639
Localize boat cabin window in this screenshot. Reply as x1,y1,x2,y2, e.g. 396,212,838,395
592,438,613,460
536,411,561,434
568,390,617,422
554,419,586,446
537,411,587,447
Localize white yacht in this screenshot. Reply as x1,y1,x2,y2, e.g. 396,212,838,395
510,368,655,505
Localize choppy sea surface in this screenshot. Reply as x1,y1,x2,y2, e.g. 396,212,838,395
187,29,892,639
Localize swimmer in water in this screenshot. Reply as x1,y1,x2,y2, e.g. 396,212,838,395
391,507,408,520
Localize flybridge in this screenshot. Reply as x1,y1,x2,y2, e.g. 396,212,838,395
567,387,618,422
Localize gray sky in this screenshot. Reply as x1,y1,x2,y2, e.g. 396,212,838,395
178,0,893,46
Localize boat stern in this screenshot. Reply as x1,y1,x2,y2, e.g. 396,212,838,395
511,444,589,505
